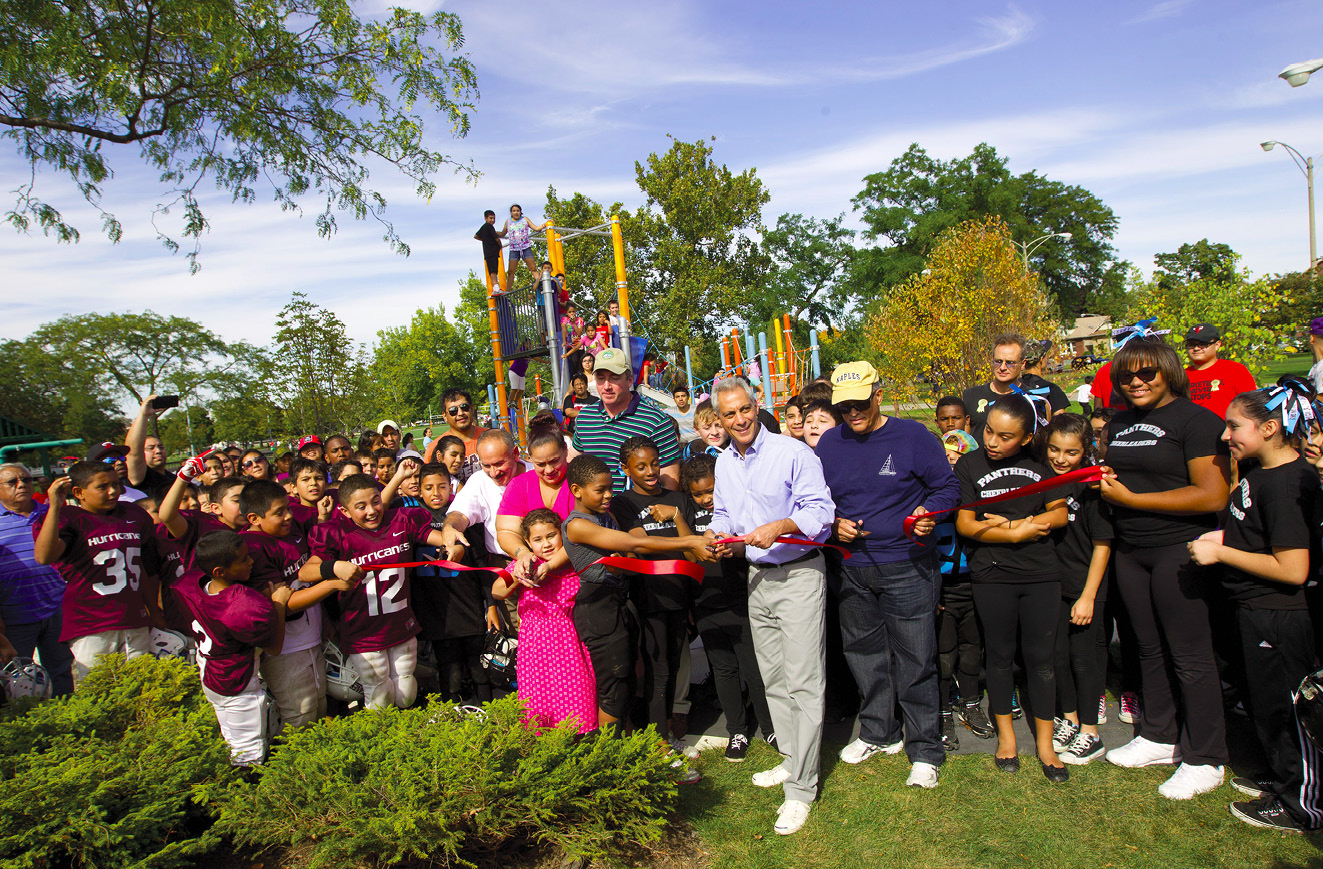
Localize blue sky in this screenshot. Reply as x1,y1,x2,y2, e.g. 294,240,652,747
4,0,1323,354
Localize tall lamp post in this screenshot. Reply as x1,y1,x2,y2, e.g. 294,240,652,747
1261,140,1321,269
1015,231,1072,271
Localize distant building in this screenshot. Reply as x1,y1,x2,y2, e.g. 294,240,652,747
1064,315,1114,357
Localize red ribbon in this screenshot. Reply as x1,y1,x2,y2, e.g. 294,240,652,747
714,535,852,559
369,559,514,582
901,465,1103,542
369,556,706,583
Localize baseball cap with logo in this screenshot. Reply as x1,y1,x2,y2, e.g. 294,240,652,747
830,361,880,404
594,348,631,376
296,435,321,452
87,442,130,463
1184,323,1221,343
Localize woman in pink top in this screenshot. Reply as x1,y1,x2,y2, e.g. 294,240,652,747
496,415,572,582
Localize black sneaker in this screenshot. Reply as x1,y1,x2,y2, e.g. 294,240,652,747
1051,717,1080,753
941,711,959,751
1231,777,1275,798
1060,732,1104,765
725,733,750,762
1010,690,1024,720
957,700,996,739
1230,797,1313,834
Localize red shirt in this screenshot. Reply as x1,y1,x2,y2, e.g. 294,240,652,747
1090,361,1118,409
308,506,433,654
1186,359,1256,418
34,502,158,642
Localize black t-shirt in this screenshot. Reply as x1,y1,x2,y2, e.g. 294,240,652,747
758,408,781,435
955,449,1061,581
1105,398,1229,547
680,496,748,613
561,392,596,435
610,488,691,611
133,465,172,498
561,509,624,588
1020,373,1071,415
1055,483,1114,600
1221,457,1319,610
476,222,500,259
962,384,1016,436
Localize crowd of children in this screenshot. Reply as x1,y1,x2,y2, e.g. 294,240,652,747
14,321,1323,838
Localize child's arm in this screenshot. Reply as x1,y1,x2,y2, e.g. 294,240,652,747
1070,541,1112,625
491,573,523,601
297,557,366,584
955,508,1051,544
160,452,210,539
379,462,416,508
261,586,293,655
566,518,714,562
1188,539,1311,585
32,477,71,564
287,578,353,613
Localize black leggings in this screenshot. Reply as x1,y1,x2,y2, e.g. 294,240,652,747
1114,541,1228,766
972,580,1059,718
1055,599,1105,725
433,636,491,702
938,578,982,709
640,609,688,736
696,606,773,739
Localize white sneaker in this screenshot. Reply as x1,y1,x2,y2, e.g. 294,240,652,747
752,763,791,788
906,761,940,788
1158,763,1224,800
774,799,812,835
669,737,699,760
839,737,903,765
1106,735,1181,768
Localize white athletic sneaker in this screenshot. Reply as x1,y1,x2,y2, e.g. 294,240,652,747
1106,735,1181,768
906,761,940,788
838,737,903,765
752,763,791,788
1158,763,1224,800
774,799,812,835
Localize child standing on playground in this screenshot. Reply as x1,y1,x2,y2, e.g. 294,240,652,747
499,204,547,287
1036,414,1113,766
474,210,502,291
610,436,695,756
589,311,612,355
491,508,597,733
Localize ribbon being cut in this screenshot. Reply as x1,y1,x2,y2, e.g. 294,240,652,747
902,465,1105,542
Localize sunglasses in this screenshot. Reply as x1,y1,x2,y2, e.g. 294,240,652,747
446,403,472,415
1184,340,1215,349
835,399,872,415
1115,367,1160,384
992,358,1021,369
242,458,266,468
100,455,123,465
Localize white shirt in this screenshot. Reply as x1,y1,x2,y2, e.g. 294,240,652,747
1073,383,1092,404
1310,358,1323,395
448,461,529,552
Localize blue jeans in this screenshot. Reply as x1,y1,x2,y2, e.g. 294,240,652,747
834,555,942,765
7,611,75,696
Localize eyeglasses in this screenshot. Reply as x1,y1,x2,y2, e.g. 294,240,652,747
446,403,472,415
0,477,32,487
992,359,1021,369
1115,367,1160,384
1184,340,1214,350
835,400,872,415
242,458,265,468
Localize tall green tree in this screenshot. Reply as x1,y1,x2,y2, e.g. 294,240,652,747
852,142,1125,319
630,136,771,351
1153,239,1240,289
0,337,123,443
1,0,478,270
371,304,485,424
758,212,857,330
271,292,375,436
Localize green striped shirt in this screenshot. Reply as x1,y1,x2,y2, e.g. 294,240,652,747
571,393,682,491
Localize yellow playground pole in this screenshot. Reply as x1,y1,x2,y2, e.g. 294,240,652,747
546,222,567,284
610,215,630,321
484,251,513,438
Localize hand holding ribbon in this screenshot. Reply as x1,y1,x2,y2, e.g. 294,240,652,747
902,465,1104,542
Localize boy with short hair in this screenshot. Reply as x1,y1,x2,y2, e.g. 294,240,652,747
935,396,970,435
474,209,501,288
330,459,363,482
371,448,397,484
682,400,729,462
305,474,458,709
32,462,163,682
174,529,292,767
287,457,334,535
240,480,352,730
160,452,246,563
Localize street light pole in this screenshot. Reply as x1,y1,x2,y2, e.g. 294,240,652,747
1279,58,1323,88
1016,231,1073,271
1262,140,1320,269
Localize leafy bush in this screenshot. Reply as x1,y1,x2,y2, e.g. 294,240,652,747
216,695,678,868
0,654,237,869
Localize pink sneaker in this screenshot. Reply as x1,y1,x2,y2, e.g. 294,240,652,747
1098,694,1108,725
1119,692,1140,725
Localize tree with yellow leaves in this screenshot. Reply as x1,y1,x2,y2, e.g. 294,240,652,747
868,216,1060,403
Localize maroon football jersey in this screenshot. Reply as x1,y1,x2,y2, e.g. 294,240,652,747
154,524,193,633
287,500,319,538
241,529,321,654
307,507,433,654
33,502,158,643
172,567,282,696
172,509,233,567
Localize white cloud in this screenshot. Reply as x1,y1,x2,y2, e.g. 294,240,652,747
1126,0,1194,25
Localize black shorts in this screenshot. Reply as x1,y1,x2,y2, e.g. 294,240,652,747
572,583,636,719
484,253,499,275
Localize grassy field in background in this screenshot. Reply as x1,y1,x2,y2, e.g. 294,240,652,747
679,742,1322,869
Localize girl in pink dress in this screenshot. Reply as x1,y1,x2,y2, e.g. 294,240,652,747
492,508,597,733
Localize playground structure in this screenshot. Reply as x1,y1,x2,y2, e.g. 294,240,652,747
479,218,824,440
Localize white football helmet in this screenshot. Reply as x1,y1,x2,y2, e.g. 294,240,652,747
324,640,364,703
149,628,195,662
2,657,53,701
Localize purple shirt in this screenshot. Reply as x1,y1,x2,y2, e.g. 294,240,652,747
173,567,281,695
308,507,433,654
709,425,835,566
497,469,573,522
33,502,158,642
242,529,320,654
0,505,64,625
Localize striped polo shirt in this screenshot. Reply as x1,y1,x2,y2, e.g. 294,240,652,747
0,505,64,625
571,393,682,491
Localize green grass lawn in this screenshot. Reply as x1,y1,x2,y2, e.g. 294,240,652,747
679,742,1322,869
